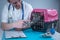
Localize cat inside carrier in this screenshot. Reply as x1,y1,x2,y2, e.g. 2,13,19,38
30,9,58,32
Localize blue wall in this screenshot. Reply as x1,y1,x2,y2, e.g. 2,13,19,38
23,0,59,9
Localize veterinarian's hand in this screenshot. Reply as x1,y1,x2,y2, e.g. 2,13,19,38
14,20,30,31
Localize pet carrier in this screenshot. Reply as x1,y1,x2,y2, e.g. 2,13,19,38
30,9,58,32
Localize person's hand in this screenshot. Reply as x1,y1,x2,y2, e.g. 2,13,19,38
12,20,24,31
13,20,24,28
14,20,30,31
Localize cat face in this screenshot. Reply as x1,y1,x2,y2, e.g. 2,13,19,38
31,12,44,22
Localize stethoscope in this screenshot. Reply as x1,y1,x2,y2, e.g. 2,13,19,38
8,1,24,23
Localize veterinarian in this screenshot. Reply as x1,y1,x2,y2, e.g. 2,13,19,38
1,0,33,31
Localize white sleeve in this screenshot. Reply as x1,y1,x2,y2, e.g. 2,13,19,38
26,4,33,20
1,4,8,23
28,5,33,20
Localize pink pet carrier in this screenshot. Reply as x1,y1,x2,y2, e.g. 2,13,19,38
31,9,58,32
44,9,58,22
